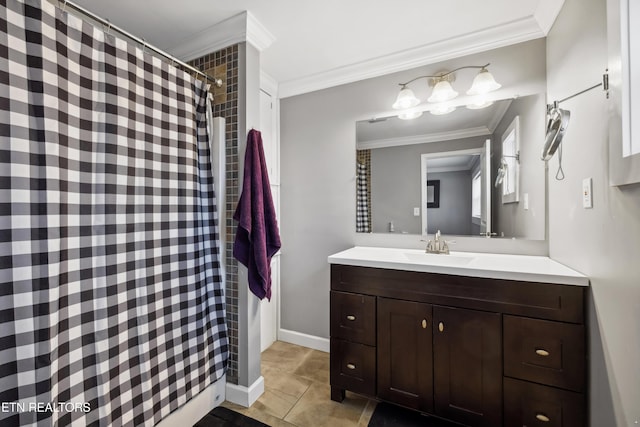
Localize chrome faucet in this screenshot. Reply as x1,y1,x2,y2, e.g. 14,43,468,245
425,230,451,254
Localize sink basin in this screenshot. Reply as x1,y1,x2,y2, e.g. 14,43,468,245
402,252,474,266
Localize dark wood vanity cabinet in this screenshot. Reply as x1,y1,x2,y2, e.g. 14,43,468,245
330,264,587,427
377,298,433,412
433,306,502,427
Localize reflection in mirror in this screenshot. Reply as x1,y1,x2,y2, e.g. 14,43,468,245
356,94,546,239
420,143,491,236
499,116,520,204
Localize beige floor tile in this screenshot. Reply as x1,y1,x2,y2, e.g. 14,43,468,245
358,399,378,426
249,388,298,419
284,382,369,427
262,363,313,401
223,342,376,427
292,349,330,385
262,341,313,374
222,401,297,427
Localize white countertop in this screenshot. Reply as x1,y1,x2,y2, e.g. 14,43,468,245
327,246,589,286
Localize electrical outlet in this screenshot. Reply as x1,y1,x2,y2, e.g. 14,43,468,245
413,207,420,216
582,178,593,208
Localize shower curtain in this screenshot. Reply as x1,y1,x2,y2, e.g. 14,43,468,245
356,162,370,233
0,0,228,425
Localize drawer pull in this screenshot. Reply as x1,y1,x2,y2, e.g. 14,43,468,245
422,319,427,329
346,315,356,321
535,413,550,422
535,349,550,357
438,322,444,332
346,363,356,370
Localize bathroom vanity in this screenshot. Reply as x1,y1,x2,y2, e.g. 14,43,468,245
328,247,588,427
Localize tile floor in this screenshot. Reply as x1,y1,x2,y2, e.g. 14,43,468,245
222,341,377,427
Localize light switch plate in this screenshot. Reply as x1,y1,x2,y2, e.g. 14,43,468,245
413,207,420,216
523,193,529,210
582,178,593,208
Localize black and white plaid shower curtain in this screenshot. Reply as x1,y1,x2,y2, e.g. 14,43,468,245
356,162,370,233
0,0,228,425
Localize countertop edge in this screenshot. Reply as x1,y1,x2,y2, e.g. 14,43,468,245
327,255,590,287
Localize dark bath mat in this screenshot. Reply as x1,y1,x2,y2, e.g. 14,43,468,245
193,406,270,427
368,402,461,427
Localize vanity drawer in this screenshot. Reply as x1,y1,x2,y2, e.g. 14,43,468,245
330,291,376,345
330,338,375,396
504,378,584,427
504,315,585,392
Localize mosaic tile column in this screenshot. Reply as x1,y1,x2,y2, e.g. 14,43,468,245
190,45,240,384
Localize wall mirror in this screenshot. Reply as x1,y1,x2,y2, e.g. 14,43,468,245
499,116,520,204
355,93,546,240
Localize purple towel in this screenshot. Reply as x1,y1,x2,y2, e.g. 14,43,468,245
233,129,281,300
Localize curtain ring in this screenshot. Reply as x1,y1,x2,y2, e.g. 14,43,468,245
62,0,68,12
142,38,147,53
105,19,111,35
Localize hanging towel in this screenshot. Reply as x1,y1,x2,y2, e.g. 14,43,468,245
233,129,282,300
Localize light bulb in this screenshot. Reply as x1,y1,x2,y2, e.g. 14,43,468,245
392,87,420,110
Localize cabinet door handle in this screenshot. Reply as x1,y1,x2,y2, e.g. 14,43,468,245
346,315,356,321
535,349,550,357
535,413,550,422
346,363,356,370
438,322,444,332
421,319,427,329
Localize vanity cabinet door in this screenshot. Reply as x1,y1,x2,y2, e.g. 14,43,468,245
433,306,502,427
377,298,433,412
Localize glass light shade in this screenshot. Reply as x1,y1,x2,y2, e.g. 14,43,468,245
392,87,420,109
466,69,501,95
398,109,423,120
466,99,494,109
427,80,458,103
430,104,456,115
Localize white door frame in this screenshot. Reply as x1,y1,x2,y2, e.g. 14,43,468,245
420,147,484,236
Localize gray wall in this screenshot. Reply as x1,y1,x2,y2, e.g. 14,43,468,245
280,39,547,339
370,137,485,234
491,93,546,239
546,0,640,425
426,171,472,235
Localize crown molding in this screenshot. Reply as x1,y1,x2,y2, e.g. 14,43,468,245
246,11,276,52
279,16,545,99
167,11,275,63
534,0,566,34
357,126,491,150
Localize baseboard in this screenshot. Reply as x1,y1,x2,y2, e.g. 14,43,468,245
278,328,330,353
225,376,265,408
156,375,226,426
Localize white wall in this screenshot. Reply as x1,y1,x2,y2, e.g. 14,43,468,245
546,0,640,425
280,39,547,339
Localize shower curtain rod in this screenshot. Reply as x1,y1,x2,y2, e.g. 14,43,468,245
59,0,223,89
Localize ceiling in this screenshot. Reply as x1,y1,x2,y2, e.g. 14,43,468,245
71,0,563,96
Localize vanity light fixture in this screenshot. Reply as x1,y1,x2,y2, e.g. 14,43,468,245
398,109,423,120
392,63,501,117
466,99,494,110
430,104,456,116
